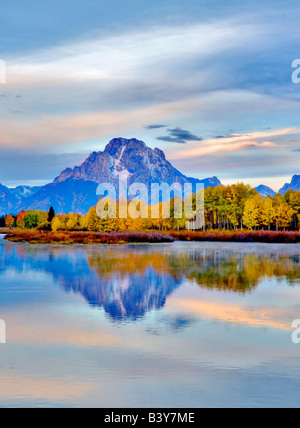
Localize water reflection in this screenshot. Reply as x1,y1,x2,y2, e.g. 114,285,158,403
1,241,300,322
1,240,300,407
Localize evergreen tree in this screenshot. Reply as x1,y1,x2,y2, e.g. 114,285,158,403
48,206,55,223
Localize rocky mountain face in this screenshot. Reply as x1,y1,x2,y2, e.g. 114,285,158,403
54,138,220,189
0,138,222,215
0,184,19,216
279,175,300,195
255,175,300,198
19,180,99,215
10,186,42,200
255,185,276,199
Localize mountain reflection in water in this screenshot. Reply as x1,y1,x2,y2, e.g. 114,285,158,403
2,242,300,322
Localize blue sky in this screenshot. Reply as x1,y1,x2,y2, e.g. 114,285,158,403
0,0,300,190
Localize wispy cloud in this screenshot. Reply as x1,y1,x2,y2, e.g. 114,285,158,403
0,18,265,153
157,136,187,144
1,7,300,187
168,128,300,159
6,19,261,89
144,124,167,130
0,98,203,148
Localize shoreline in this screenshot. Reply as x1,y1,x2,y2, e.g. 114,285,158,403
2,228,300,245
3,229,175,245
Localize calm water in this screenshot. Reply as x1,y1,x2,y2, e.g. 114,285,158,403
0,236,300,408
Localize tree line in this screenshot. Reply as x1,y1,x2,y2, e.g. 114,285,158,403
2,183,300,232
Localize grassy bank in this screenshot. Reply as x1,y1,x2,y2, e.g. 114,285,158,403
169,230,300,243
4,229,175,244
0,227,13,234
3,228,300,244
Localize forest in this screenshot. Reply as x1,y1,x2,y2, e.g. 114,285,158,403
2,183,300,233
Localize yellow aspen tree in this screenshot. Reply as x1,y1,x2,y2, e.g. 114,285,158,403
243,195,263,229
51,216,61,232
261,196,275,230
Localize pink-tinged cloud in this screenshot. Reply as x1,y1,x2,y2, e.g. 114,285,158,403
168,128,300,159
0,98,203,148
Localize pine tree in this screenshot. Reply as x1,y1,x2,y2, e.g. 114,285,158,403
48,206,55,223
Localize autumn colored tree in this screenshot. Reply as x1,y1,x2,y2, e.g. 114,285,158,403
203,183,256,230
16,210,27,229
273,195,294,231
66,213,80,230
7,185,300,234
51,216,61,232
5,214,15,228
86,207,99,232
79,214,88,230
261,196,275,230
243,194,263,229
285,190,300,229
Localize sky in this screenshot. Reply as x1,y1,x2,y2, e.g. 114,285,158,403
0,0,300,190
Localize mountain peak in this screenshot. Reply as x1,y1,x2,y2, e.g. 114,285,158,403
255,185,276,198
104,138,146,158
5,137,222,214
0,183,19,215
52,137,222,190
279,175,300,194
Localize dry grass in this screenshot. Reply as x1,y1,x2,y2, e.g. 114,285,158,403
168,229,300,243
4,228,300,245
4,229,175,244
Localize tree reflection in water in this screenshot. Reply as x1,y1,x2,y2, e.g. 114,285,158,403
84,247,300,320
6,242,300,322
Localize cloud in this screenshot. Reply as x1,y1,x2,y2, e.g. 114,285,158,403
157,127,203,144
0,98,203,148
6,18,261,89
157,136,187,144
168,128,300,159
168,127,202,141
167,128,300,191
0,18,270,124
215,134,244,139
144,124,167,130
1,10,300,189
